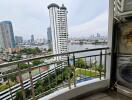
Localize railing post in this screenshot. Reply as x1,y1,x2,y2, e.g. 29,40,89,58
47,71,51,90
85,58,87,77
104,50,107,78
7,75,13,100
17,63,26,100
90,57,92,77
94,56,97,77
28,62,36,100
67,55,71,89
38,63,42,80
99,50,102,80
73,53,76,87
54,63,58,89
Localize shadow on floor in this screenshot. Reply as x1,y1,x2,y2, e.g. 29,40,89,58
72,90,132,100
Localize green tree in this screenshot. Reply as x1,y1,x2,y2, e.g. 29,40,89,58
35,47,41,53
21,47,41,55
10,73,17,82
16,54,22,60
19,63,29,69
35,80,44,95
95,64,104,80
15,90,23,100
32,60,43,66
75,58,87,68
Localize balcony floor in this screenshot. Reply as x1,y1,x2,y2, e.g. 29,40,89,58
78,90,132,100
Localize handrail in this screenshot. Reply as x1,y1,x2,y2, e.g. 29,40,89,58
0,47,109,100
0,47,109,68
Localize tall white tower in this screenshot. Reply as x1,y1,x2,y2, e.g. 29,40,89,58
48,3,68,60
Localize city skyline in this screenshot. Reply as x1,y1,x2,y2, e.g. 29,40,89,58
0,0,108,39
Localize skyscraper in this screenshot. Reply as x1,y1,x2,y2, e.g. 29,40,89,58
48,3,68,60
31,34,34,44
15,36,23,45
0,21,16,51
47,27,52,51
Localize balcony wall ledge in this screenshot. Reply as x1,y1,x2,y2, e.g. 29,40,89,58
39,78,110,100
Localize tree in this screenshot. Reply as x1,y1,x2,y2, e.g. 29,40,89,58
32,60,43,66
21,47,42,55
15,54,22,60
95,64,104,80
35,47,41,53
19,63,29,69
10,74,17,82
48,48,52,52
15,90,23,100
75,58,87,68
35,80,44,95
25,88,31,98
15,89,31,100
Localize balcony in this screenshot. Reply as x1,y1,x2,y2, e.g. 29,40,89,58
0,47,112,100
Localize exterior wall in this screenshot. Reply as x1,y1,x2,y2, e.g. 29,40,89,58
47,27,53,51
0,21,16,51
107,0,114,86
15,36,23,44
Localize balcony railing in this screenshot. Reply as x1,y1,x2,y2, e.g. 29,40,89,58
0,47,109,100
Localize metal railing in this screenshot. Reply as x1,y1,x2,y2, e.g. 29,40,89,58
0,47,109,100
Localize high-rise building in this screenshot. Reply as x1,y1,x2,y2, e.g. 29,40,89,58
31,34,34,43
0,21,16,51
48,3,68,60
15,36,23,45
47,27,52,51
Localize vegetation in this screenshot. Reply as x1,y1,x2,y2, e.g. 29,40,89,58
15,88,31,100
19,59,43,70
32,60,43,66
21,47,41,55
10,73,17,82
75,58,104,79
14,67,72,99
75,68,97,77
19,63,29,70
0,81,15,92
95,64,104,80
0,83,9,92
75,58,87,69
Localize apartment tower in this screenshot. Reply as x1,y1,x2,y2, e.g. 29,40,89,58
48,3,68,60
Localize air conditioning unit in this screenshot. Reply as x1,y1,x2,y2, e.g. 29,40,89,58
114,0,132,17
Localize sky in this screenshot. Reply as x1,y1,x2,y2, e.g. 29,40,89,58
0,0,109,40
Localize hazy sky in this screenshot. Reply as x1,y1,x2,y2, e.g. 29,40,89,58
0,0,109,40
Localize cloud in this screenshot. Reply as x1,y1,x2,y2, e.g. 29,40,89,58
0,0,108,39
69,10,108,38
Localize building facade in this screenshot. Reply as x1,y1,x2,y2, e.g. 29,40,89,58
47,27,53,51
15,36,23,45
31,34,35,44
48,3,68,60
0,21,16,51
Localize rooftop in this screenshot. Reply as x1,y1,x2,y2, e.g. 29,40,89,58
48,3,59,9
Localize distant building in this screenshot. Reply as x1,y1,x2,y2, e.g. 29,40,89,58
48,3,68,60
96,33,100,37
0,21,16,52
15,36,23,45
31,34,34,43
47,27,52,51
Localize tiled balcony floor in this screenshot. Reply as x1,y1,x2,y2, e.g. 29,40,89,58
78,90,132,100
